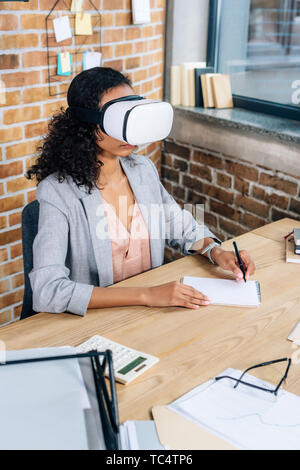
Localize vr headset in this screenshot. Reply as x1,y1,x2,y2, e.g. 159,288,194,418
69,95,174,146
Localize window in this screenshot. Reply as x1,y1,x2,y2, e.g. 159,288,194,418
208,0,300,120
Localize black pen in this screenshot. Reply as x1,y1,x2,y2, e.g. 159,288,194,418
233,241,246,283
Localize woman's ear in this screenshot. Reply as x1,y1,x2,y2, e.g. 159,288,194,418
95,126,104,142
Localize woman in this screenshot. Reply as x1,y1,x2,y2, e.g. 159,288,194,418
27,67,255,316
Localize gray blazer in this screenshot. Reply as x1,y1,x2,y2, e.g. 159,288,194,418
29,155,219,316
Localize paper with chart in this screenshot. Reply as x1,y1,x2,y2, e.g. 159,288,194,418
169,368,300,450
182,277,261,307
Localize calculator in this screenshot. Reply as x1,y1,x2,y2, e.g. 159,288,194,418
76,335,159,385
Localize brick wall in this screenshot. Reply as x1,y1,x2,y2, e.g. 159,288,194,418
162,138,300,261
0,0,166,326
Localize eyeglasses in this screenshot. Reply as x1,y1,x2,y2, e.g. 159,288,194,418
215,358,292,397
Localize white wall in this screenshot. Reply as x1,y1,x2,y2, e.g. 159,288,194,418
171,0,209,65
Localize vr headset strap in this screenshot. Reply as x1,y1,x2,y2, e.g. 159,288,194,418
69,107,104,126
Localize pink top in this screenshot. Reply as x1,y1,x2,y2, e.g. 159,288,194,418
102,198,152,283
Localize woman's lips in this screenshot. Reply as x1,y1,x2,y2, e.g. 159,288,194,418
120,144,136,149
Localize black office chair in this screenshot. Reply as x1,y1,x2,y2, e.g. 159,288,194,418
20,200,39,320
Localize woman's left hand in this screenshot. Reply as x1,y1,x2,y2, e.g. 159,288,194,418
211,247,256,281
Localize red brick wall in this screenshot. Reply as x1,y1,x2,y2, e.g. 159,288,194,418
162,139,300,260
0,0,166,325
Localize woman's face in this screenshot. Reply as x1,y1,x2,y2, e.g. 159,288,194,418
96,84,139,158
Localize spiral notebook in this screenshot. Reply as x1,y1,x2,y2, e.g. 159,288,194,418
182,277,261,308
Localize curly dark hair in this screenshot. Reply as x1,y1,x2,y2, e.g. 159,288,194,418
26,67,132,193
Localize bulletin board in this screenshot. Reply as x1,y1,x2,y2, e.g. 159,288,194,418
45,0,102,97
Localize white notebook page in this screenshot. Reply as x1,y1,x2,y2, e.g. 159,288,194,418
183,277,261,307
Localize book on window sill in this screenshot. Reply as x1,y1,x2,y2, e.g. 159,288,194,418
170,65,181,106
194,66,214,107
181,62,206,107
200,73,220,108
211,74,234,109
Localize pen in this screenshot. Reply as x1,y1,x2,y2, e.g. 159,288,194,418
284,231,294,240
233,241,246,283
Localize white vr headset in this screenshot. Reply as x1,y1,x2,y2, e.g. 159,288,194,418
69,95,174,146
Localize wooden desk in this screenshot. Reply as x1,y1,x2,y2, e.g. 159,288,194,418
0,221,300,423
253,217,300,242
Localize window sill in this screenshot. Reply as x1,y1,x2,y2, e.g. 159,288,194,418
174,105,300,146
169,105,300,178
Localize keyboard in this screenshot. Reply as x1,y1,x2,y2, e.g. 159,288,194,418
76,335,159,385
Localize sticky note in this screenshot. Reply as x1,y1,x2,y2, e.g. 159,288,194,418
71,0,83,13
83,51,102,70
132,0,151,24
61,52,71,73
75,12,92,36
57,52,72,76
53,16,72,43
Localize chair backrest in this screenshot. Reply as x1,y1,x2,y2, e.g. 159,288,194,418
20,200,39,320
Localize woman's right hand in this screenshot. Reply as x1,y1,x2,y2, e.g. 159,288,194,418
145,281,211,309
